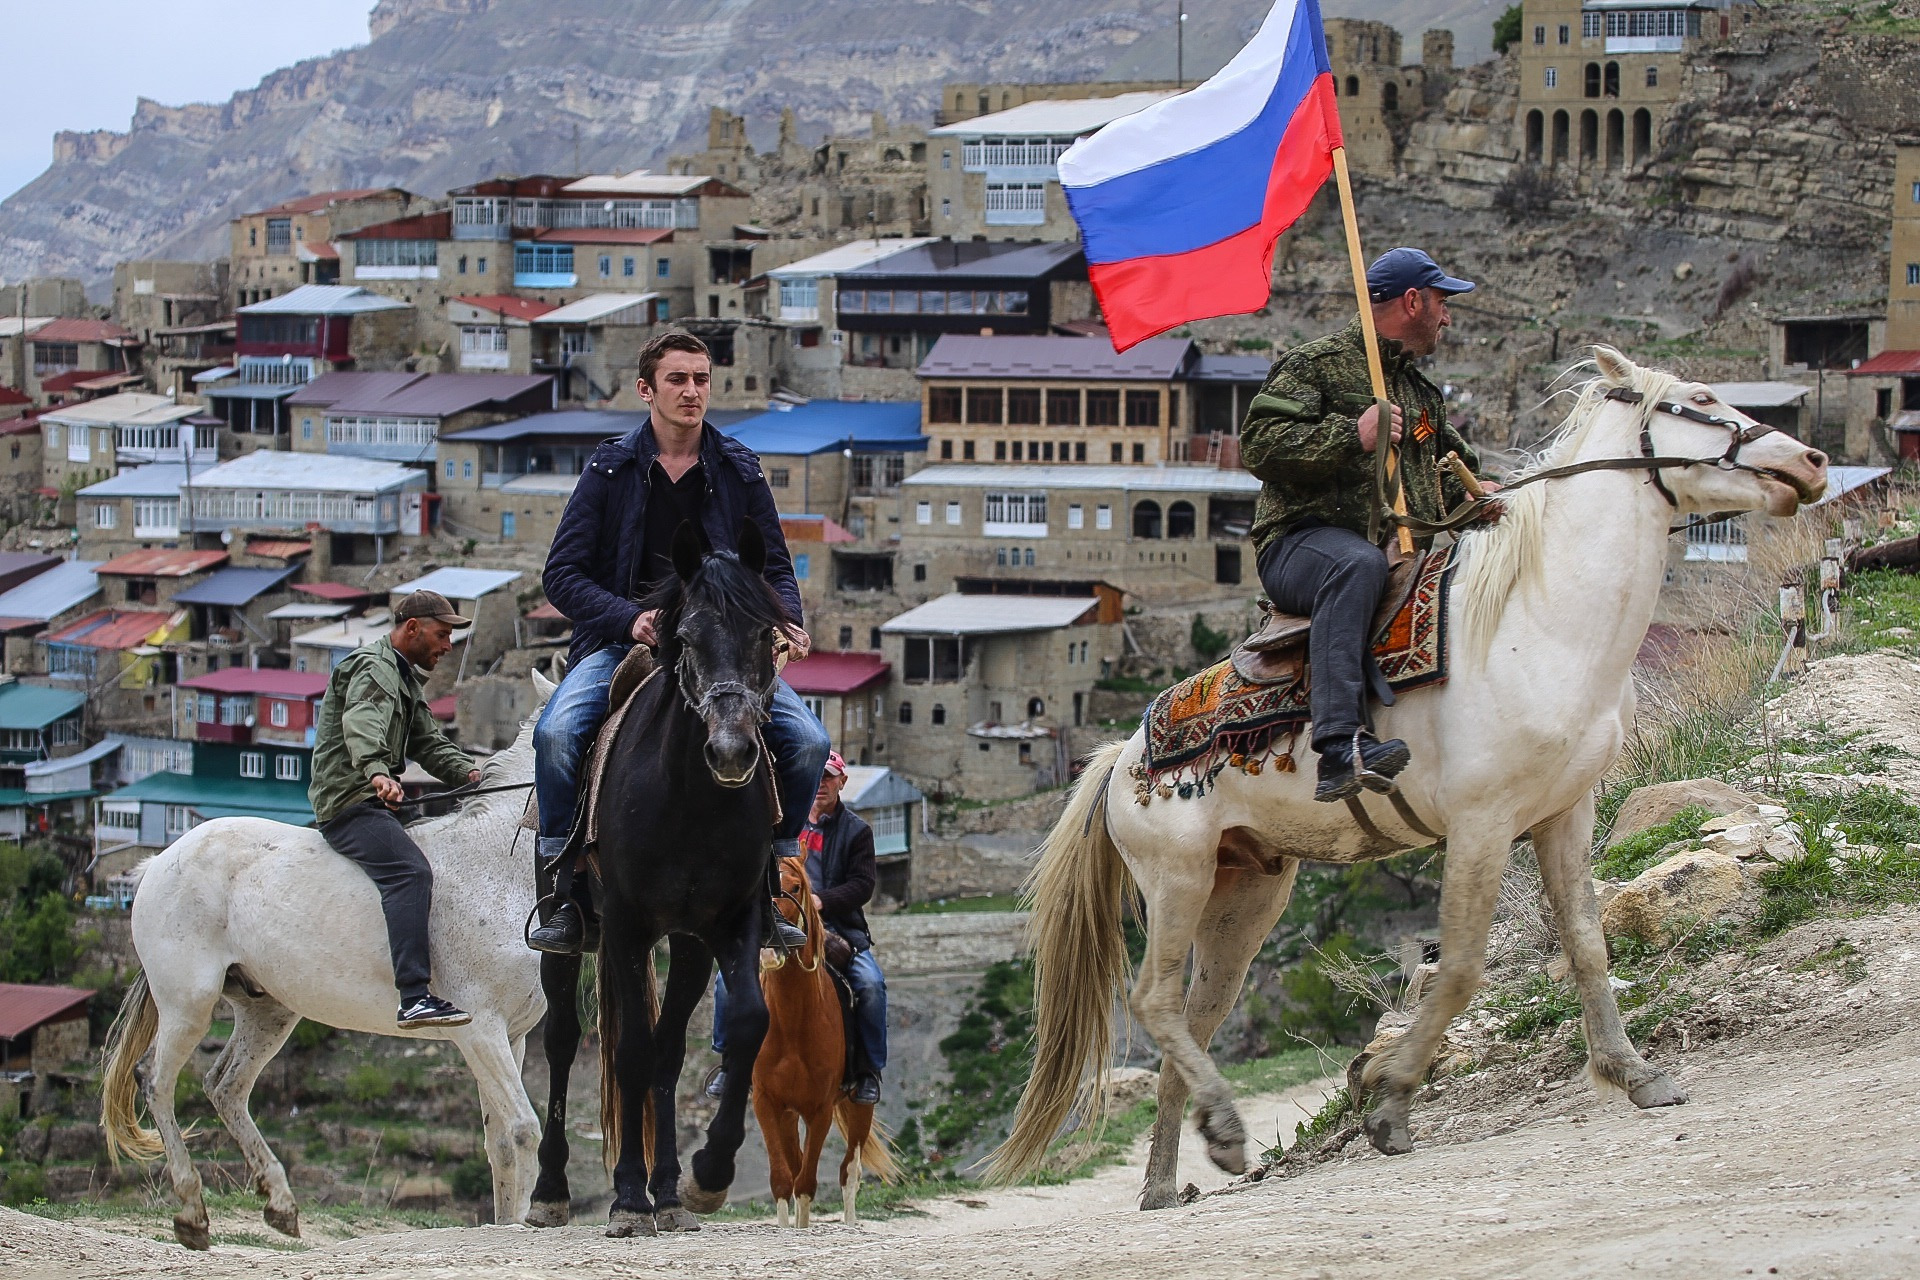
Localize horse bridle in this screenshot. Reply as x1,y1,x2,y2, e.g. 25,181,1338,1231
1388,385,1793,538
675,643,778,722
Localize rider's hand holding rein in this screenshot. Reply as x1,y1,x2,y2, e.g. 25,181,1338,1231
370,773,406,806
1358,402,1404,453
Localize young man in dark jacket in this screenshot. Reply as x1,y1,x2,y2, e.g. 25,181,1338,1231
527,331,829,954
709,751,887,1103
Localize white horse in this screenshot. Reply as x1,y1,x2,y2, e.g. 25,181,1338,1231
989,348,1829,1207
101,672,555,1249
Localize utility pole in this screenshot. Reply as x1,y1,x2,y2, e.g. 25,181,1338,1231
1177,2,1187,90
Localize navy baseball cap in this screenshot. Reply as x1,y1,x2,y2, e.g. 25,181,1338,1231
1366,248,1476,303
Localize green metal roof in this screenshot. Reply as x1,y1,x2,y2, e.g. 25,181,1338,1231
105,771,315,824
0,683,86,731
0,788,94,807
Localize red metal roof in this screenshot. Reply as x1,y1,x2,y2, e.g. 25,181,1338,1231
246,538,312,560
96,549,228,578
783,650,890,695
250,188,394,217
1850,350,1920,376
338,211,453,241
428,694,457,721
781,514,858,544
36,370,103,395
45,608,176,650
29,318,136,345
528,227,674,245
0,417,41,437
179,668,328,697
291,582,374,601
454,295,558,322
0,385,29,406
0,982,93,1040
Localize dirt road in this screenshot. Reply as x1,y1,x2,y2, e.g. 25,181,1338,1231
8,902,1919,1280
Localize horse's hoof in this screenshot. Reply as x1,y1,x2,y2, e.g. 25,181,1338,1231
1365,1108,1415,1155
1139,1181,1177,1211
1195,1103,1247,1174
655,1205,701,1233
263,1203,300,1238
606,1208,657,1238
1204,1138,1247,1175
526,1200,570,1228
1629,1073,1688,1109
174,1215,211,1252
678,1172,729,1216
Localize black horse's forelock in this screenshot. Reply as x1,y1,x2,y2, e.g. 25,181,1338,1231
639,548,792,646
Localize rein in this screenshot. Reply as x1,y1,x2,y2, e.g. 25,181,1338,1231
392,779,535,810
1383,386,1785,539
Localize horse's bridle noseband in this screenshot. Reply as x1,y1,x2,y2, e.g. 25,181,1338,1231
1608,386,1784,508
674,643,778,722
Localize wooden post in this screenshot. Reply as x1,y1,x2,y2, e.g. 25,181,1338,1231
1331,147,1415,555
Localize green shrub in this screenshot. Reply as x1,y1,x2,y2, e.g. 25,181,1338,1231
1491,3,1523,53
1489,971,1583,1041
343,1063,400,1105
289,1019,335,1052
1,1163,47,1205
450,1155,492,1200
1190,614,1230,663
1593,806,1712,881
0,892,80,983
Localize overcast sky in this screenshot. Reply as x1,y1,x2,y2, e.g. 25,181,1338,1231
0,1,375,203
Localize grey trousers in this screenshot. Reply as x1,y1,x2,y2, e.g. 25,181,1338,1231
320,802,434,1001
1256,524,1390,755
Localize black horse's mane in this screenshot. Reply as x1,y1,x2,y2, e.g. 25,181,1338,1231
638,548,792,654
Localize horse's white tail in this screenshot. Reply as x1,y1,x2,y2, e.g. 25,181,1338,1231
984,740,1133,1183
101,972,163,1166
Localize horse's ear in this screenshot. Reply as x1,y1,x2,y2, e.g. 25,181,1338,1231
1592,344,1635,386
671,520,704,582
737,517,766,575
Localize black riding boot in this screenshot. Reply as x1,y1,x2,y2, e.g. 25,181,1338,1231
766,838,810,953
528,841,592,955
1314,731,1412,801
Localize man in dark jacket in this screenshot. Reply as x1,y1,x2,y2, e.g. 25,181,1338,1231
1239,247,1496,801
527,330,829,954
708,751,888,1103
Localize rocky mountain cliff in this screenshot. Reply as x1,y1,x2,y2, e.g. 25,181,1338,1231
0,0,1496,289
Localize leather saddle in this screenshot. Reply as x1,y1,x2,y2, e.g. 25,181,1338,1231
1231,549,1428,688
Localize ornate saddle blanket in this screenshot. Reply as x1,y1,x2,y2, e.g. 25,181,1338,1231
1137,544,1458,801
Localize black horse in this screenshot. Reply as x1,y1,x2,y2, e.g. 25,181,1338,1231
527,521,786,1237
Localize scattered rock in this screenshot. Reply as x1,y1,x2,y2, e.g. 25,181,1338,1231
1608,778,1765,848
1593,878,1623,913
13,1122,50,1164
1104,1066,1160,1117
1673,261,1694,280
1600,851,1762,945
45,1124,103,1165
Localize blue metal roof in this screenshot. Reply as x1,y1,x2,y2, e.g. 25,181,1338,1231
721,402,927,457
0,561,101,625
169,565,301,608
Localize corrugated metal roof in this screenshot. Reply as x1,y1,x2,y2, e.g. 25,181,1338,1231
236,285,411,316
178,667,328,696
290,582,374,601
842,239,1083,281
842,765,924,812
104,770,314,822
0,682,86,730
0,983,94,1039
1810,466,1892,507
534,294,660,325
928,92,1173,137
784,651,890,695
0,561,101,623
28,317,136,344
781,514,858,544
23,738,122,775
500,473,578,495
78,464,189,499
266,602,352,621
391,567,523,599
168,565,300,607
337,212,453,241
288,371,423,407
1711,381,1811,409
249,188,394,216
189,451,426,494
563,172,712,196
1192,353,1273,382
96,549,227,578
293,612,394,650
200,381,300,401
725,401,926,456
918,334,1193,380
450,295,557,323
0,318,54,338
0,385,29,407
881,593,1096,634
245,539,313,561
321,372,552,417
1849,350,1920,376
766,239,940,280
902,463,1260,493
45,608,179,650
441,407,645,443
41,393,198,427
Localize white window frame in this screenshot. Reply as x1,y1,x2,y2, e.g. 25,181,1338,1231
1544,66,1558,89
94,502,118,529
274,754,302,782
945,501,962,526
1096,504,1113,530
268,700,289,728
239,751,265,779
133,497,179,538
1067,503,1084,530
916,501,932,525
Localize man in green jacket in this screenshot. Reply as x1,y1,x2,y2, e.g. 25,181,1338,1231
311,590,480,1028
1240,248,1493,801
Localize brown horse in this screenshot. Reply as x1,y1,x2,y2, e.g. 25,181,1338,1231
753,856,896,1226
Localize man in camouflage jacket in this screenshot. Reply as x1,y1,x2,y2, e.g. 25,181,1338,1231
1239,248,1490,801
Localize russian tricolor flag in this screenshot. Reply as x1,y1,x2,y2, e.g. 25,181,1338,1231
1061,0,1343,351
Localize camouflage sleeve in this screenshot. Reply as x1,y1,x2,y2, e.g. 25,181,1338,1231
1238,359,1366,485
1436,412,1482,509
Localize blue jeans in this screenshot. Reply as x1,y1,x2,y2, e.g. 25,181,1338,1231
713,947,888,1076
533,644,831,858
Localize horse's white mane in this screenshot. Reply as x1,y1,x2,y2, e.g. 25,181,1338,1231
1451,346,1686,661
406,707,540,853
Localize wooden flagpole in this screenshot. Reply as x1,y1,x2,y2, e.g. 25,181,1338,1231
1330,146,1415,555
